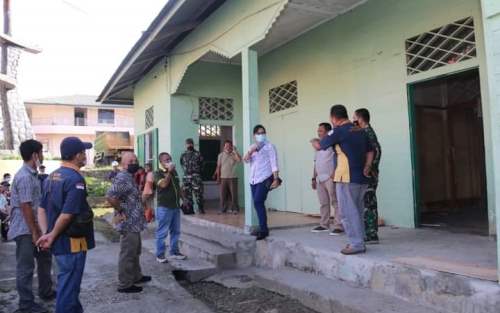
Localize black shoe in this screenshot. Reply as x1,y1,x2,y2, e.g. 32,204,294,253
256,232,269,241
39,291,56,301
118,285,143,293
135,275,152,284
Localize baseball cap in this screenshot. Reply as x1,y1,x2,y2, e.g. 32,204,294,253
60,137,92,159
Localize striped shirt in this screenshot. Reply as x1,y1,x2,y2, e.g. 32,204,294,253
8,164,41,240
106,171,145,233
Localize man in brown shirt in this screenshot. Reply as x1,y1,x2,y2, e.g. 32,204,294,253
213,140,241,214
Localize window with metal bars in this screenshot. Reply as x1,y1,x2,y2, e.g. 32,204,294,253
405,17,476,75
198,125,221,137
198,97,234,121
269,80,298,113
145,106,154,129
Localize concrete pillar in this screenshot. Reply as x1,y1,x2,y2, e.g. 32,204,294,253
241,47,259,233
480,0,500,282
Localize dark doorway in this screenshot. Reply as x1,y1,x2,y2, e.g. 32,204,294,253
198,125,233,181
410,69,487,234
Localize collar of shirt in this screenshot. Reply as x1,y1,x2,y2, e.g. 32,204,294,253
22,163,38,176
61,162,81,173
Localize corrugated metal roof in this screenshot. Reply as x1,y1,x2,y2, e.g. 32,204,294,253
97,0,226,105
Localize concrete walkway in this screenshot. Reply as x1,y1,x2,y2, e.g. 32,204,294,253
0,232,212,313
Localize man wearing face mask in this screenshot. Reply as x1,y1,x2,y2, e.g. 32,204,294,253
106,151,150,293
243,125,280,241
9,139,55,313
37,137,94,313
318,105,374,255
153,152,186,263
180,138,204,214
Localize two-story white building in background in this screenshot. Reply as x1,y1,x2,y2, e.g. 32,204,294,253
25,95,134,164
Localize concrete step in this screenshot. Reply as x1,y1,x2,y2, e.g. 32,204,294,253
253,267,447,313
181,216,256,267
179,234,237,269
256,232,500,313
169,258,218,283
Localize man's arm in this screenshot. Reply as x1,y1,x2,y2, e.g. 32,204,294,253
106,176,125,213
232,150,242,162
157,172,172,189
20,202,41,243
37,207,48,234
364,151,374,177
37,213,73,250
319,131,339,151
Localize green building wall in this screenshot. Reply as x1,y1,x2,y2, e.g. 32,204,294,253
131,0,496,231
258,0,486,228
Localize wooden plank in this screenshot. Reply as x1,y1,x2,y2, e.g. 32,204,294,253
0,72,15,89
393,256,498,281
0,32,41,54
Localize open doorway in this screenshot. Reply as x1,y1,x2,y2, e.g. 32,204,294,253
409,69,487,234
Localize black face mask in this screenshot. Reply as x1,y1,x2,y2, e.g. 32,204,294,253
127,164,140,174
187,146,194,151
353,121,360,127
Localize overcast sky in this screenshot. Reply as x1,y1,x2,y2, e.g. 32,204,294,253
12,0,167,100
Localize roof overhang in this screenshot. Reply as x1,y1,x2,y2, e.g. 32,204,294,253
97,0,226,105
98,0,367,105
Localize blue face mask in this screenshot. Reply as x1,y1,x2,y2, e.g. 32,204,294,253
255,134,267,143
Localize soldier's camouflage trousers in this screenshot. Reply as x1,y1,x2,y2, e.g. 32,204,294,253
182,175,204,213
363,180,379,242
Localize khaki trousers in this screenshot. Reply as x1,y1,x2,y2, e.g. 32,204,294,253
317,179,343,230
220,178,239,212
118,232,143,289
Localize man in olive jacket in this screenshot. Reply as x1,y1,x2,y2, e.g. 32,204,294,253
154,152,187,263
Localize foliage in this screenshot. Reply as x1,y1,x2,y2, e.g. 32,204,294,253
85,176,111,197
0,154,21,160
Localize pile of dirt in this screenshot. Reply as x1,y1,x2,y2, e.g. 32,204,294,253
181,281,318,313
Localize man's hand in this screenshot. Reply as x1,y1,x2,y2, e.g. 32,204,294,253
167,163,175,172
363,165,372,177
37,232,55,250
270,178,280,189
311,180,317,190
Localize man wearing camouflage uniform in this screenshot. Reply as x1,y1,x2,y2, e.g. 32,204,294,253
180,138,204,214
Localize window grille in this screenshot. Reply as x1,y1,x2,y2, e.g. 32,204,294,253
145,106,154,129
199,97,234,121
269,80,298,113
198,125,221,137
405,17,476,75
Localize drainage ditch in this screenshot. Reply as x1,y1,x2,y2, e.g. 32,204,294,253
177,278,318,313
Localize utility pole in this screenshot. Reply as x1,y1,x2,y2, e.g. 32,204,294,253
0,0,13,149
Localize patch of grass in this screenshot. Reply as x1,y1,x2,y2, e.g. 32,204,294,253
85,177,111,197
93,217,120,242
93,207,113,218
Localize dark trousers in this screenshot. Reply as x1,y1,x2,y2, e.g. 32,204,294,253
250,176,273,234
220,178,239,212
55,252,86,313
182,175,204,213
15,234,53,310
118,231,143,289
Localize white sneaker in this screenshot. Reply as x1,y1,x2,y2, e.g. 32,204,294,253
168,253,187,260
156,255,168,263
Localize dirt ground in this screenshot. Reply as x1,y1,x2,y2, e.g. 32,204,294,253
181,281,318,313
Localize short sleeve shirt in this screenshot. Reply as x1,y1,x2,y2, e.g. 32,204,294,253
40,166,95,255
314,147,335,182
106,171,145,233
8,164,41,240
320,123,373,184
218,152,239,178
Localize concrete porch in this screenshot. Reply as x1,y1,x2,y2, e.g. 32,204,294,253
174,215,500,313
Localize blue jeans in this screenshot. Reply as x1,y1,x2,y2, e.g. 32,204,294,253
55,252,87,313
155,207,181,257
251,176,273,234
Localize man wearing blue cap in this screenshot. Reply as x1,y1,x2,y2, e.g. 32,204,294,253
37,136,95,313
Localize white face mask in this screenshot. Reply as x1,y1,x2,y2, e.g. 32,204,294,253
255,134,267,143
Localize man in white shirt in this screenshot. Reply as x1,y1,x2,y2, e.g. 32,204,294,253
243,125,281,240
310,123,344,235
